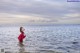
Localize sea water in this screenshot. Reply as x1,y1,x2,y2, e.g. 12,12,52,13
0,24,80,53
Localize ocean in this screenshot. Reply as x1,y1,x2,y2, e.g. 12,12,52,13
0,24,80,53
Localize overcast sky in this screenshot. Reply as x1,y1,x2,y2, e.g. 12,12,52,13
0,0,80,25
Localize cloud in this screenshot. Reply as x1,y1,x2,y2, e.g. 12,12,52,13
0,13,58,24
0,0,80,24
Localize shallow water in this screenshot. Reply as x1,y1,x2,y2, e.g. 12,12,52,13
0,25,80,53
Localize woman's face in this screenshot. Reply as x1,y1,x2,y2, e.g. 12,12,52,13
22,27,25,32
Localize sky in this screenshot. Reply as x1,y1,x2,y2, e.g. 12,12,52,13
0,0,80,25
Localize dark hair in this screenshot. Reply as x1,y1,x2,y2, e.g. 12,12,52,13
20,27,23,33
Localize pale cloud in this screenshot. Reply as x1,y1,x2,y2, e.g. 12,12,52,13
61,13,80,19
0,13,57,24
0,0,80,24
66,13,80,18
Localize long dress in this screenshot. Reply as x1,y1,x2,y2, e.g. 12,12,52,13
18,32,26,42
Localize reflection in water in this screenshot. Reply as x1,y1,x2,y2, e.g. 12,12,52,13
18,42,25,53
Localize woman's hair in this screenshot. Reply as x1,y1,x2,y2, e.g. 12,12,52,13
20,27,23,33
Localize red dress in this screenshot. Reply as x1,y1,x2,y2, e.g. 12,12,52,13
18,32,26,42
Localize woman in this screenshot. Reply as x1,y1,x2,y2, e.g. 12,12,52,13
18,27,26,43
